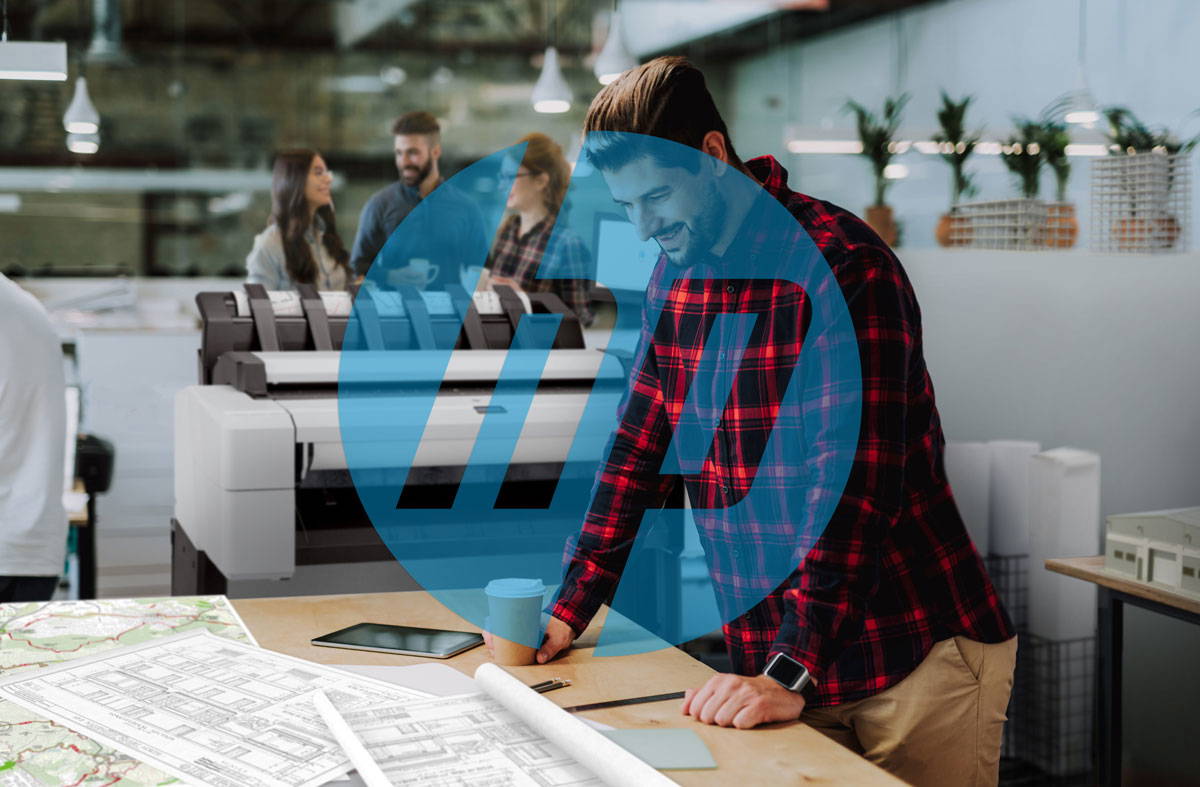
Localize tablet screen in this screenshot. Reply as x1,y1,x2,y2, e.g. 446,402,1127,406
312,623,483,658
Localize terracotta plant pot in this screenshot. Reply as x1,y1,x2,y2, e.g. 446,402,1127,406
1112,215,1180,251
865,204,899,247
1158,214,1181,248
936,212,972,247
1044,203,1078,249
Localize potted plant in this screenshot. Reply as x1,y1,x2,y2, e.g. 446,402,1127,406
845,93,909,247
932,91,980,246
1001,118,1045,200
1098,107,1198,251
1038,118,1077,248
988,118,1049,248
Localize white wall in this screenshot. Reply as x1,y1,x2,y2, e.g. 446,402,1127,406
903,249,1200,522
724,0,1200,249
901,247,1199,779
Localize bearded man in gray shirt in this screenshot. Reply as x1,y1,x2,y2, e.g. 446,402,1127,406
350,111,486,290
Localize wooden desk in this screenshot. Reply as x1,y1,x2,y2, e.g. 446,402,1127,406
1046,556,1200,786
233,591,902,786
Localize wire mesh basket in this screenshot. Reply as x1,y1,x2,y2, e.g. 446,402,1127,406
1090,153,1192,253
987,553,1029,634
1008,633,1096,779
987,553,1096,783
949,199,1050,250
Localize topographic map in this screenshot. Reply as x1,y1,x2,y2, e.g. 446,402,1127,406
0,596,255,786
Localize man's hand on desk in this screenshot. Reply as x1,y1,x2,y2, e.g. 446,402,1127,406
536,615,574,663
481,615,574,663
681,674,807,730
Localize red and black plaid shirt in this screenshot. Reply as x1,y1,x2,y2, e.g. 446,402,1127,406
487,213,594,327
551,155,1013,708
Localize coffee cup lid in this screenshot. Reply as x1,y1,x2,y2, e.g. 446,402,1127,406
485,577,545,598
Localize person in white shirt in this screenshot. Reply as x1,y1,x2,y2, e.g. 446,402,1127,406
246,149,353,291
0,274,67,602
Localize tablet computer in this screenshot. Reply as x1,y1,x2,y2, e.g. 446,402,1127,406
311,623,484,659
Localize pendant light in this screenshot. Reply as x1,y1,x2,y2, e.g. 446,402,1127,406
531,1,571,114
593,4,636,85
1055,0,1099,126
0,0,67,80
63,75,99,133
66,131,99,154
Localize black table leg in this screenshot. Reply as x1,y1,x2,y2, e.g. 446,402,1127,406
78,493,97,600
1097,587,1123,786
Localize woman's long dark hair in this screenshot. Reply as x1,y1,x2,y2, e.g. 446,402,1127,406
269,149,351,285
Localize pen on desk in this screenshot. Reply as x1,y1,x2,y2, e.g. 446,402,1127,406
529,678,571,694
560,691,686,714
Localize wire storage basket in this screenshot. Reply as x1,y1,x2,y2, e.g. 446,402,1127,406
950,199,1049,250
1009,634,1096,780
987,554,1029,634
987,553,1096,784
1091,153,1192,253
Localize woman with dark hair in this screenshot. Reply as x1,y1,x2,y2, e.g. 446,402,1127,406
246,149,352,291
485,132,593,326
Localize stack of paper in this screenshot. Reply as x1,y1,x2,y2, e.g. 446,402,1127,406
988,440,1042,556
1028,448,1101,641
944,441,992,555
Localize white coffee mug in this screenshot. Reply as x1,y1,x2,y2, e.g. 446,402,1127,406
407,258,440,284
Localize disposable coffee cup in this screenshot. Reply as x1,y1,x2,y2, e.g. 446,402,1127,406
485,578,546,666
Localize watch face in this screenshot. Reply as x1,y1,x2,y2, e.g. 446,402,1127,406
769,654,806,686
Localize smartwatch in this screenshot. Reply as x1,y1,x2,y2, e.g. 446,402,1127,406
763,652,816,699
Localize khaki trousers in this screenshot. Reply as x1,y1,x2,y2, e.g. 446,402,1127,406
801,636,1018,787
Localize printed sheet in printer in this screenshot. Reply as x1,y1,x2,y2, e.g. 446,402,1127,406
0,630,432,787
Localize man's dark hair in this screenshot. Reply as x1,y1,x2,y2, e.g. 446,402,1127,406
392,111,441,143
583,56,742,173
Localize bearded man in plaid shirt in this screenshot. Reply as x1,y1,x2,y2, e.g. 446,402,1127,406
509,57,1017,787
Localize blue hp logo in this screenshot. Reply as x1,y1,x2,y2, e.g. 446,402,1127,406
339,134,860,655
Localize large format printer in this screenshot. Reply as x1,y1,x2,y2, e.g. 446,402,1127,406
172,282,627,595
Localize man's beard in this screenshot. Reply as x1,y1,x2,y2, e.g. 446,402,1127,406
663,188,727,268
401,159,432,187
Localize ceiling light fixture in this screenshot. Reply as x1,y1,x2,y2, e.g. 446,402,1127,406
786,138,1107,158
66,131,99,154
593,5,636,85
1052,0,1099,126
532,47,571,113
0,40,67,80
1,0,66,80
532,1,571,114
63,75,99,133
0,0,67,81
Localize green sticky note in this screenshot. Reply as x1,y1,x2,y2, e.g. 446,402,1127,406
600,729,717,770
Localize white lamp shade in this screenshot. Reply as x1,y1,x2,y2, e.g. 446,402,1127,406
0,41,68,81
63,76,101,134
531,46,572,114
594,12,637,85
66,132,100,155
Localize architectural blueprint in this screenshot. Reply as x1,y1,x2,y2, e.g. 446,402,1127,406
0,595,256,786
316,691,603,787
0,630,432,787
